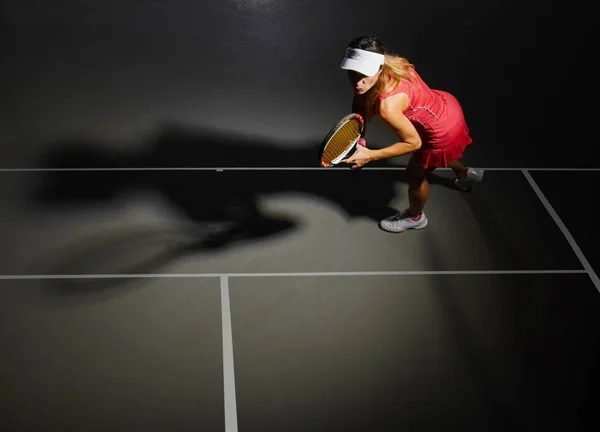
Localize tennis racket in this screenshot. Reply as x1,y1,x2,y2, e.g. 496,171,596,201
318,113,365,167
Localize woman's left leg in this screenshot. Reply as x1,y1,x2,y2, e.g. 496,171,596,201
406,155,435,218
378,155,434,233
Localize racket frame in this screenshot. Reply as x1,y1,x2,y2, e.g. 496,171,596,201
319,113,364,167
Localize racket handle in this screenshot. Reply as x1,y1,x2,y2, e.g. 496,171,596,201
358,138,366,147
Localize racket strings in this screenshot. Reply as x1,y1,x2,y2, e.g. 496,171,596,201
321,120,361,165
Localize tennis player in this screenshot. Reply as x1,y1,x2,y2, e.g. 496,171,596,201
340,35,484,233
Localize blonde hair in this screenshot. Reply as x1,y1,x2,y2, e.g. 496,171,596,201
364,54,415,120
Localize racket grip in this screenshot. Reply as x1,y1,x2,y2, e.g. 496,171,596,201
358,138,366,147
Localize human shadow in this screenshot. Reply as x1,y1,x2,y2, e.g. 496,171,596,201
30,123,405,295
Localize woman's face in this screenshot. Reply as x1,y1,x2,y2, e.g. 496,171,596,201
347,68,381,95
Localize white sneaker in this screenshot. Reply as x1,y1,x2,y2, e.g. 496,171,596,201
379,210,428,233
453,167,484,191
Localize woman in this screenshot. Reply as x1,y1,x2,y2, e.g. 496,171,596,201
340,35,484,233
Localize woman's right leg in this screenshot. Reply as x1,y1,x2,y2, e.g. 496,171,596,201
447,159,468,179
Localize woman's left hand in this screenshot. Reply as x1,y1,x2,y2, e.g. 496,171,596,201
342,145,374,169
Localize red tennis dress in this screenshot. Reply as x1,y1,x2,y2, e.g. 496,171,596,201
378,67,473,169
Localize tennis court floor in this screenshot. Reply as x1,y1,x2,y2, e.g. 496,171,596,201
1,167,598,431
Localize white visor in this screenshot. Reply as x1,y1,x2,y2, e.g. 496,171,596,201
340,48,385,77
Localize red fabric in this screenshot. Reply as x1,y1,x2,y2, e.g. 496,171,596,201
378,67,473,169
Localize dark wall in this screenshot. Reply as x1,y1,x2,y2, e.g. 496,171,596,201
1,0,594,168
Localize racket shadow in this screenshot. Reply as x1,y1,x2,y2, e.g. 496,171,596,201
27,226,202,301
26,214,299,304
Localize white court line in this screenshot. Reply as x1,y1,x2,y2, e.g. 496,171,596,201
522,170,600,294
0,270,586,280
0,167,600,172
220,276,238,432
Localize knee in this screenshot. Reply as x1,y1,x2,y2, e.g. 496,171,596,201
405,171,424,188
407,177,425,189
405,167,425,188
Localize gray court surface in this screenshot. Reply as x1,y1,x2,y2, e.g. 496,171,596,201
0,278,225,432
1,167,599,431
